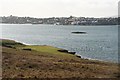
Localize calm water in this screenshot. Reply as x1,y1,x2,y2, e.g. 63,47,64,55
0,24,118,63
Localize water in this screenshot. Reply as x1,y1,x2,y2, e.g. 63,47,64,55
0,24,118,63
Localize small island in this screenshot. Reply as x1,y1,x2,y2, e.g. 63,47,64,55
1,39,119,78
72,32,87,34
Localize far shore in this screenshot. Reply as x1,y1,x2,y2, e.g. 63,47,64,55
0,23,119,26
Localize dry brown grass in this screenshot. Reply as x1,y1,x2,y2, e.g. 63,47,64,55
1,39,119,78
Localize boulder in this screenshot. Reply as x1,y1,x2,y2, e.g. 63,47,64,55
76,55,81,58
4,45,13,48
58,49,68,53
68,52,76,55
23,48,32,51
58,49,76,55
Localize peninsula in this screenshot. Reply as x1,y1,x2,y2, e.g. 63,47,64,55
1,39,119,78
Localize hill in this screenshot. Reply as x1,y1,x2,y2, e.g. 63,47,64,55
1,39,119,78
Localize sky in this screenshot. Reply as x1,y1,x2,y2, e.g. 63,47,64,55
0,0,119,18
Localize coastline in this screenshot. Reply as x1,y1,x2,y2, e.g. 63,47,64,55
1,39,119,78
0,23,119,26
1,38,117,64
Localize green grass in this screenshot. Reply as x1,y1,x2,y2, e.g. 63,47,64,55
2,39,119,78
1,39,25,47
23,45,75,57
1,39,75,58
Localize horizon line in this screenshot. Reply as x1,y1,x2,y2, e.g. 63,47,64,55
0,15,118,18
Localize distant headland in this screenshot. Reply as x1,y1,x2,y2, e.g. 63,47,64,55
0,15,119,25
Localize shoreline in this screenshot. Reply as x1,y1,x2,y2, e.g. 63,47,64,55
0,23,119,26
1,39,119,78
1,38,118,64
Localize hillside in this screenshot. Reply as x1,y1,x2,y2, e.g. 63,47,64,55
1,39,119,78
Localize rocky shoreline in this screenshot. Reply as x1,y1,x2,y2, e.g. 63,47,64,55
1,39,119,78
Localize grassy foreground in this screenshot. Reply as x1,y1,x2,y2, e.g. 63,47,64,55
1,39,120,78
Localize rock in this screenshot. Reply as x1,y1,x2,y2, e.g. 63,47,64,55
58,49,76,55
58,49,68,53
4,45,13,48
68,52,76,55
23,48,32,51
76,55,81,58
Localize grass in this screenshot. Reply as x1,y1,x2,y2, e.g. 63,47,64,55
1,39,119,78
1,39,25,47
22,45,75,56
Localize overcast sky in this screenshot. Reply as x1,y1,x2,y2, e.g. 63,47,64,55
0,0,119,18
